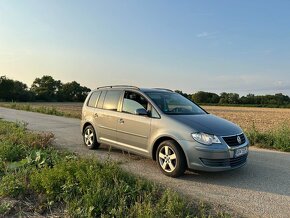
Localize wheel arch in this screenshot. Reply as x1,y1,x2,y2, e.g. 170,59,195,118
151,136,187,165
82,122,94,135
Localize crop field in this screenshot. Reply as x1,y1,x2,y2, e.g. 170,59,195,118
203,106,290,132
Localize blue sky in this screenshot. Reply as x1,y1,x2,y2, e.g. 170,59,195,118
1,1,290,95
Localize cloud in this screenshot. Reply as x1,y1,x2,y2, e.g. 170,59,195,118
196,32,209,38
196,32,217,39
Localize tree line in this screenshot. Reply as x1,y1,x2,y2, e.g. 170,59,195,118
175,90,290,107
0,75,90,102
1,75,290,106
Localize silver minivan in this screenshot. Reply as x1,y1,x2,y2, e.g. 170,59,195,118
81,85,249,177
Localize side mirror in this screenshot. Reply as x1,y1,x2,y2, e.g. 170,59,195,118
135,108,148,116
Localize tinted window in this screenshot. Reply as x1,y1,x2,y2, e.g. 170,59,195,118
103,90,122,111
122,91,149,114
97,91,106,108
87,91,101,107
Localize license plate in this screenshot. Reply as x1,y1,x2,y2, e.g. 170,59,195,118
234,146,248,157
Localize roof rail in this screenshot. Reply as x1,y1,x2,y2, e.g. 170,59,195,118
97,85,140,90
154,88,173,92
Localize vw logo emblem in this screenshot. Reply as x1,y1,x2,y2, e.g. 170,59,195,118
237,136,242,144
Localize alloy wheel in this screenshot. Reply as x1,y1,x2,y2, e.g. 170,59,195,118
158,145,177,172
84,128,94,146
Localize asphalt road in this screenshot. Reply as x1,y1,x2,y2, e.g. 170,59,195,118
1,107,290,217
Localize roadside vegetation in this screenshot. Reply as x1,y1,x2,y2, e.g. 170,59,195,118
0,120,229,217
246,123,290,152
0,102,81,119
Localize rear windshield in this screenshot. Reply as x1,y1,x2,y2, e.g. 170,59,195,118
145,92,206,115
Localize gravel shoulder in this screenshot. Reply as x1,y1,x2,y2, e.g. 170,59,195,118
1,107,290,218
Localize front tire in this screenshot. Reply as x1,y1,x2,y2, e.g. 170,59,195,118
156,140,186,177
83,125,100,149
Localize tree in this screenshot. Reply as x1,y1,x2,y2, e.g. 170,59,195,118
0,76,14,101
31,75,61,101
0,76,33,101
58,81,91,102
228,93,240,104
175,90,189,99
219,92,240,104
192,91,220,103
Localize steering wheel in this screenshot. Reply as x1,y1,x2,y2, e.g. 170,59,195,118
170,107,190,113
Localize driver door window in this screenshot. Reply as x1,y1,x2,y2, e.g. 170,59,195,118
122,91,149,114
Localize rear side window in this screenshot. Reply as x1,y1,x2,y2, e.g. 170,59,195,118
97,91,106,108
87,91,101,107
102,90,122,111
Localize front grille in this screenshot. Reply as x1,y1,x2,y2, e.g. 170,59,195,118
222,133,246,147
200,154,248,168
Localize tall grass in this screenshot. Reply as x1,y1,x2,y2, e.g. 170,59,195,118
246,123,290,152
0,120,229,217
0,102,80,118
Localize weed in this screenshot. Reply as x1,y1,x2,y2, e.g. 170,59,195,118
0,143,27,162
0,201,13,215
246,122,290,152
0,171,28,197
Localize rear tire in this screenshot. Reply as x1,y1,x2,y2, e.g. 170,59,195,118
156,140,186,177
83,125,100,149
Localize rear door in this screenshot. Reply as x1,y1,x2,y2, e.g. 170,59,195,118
95,90,122,144
83,90,101,120
116,91,151,155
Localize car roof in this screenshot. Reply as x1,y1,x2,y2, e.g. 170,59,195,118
93,86,173,93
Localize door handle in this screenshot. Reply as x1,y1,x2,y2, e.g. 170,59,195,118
119,119,124,124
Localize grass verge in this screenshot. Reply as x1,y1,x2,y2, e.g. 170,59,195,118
246,123,290,152
0,120,229,217
0,102,80,119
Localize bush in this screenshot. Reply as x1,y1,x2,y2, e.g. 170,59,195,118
0,143,27,162
0,171,28,197
0,121,54,149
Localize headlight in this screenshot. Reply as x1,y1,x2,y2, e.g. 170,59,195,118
191,132,221,145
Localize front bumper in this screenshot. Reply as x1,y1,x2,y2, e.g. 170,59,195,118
177,139,249,172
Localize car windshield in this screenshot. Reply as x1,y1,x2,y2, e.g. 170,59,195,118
145,92,206,115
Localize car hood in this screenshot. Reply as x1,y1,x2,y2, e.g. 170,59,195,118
169,114,242,136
